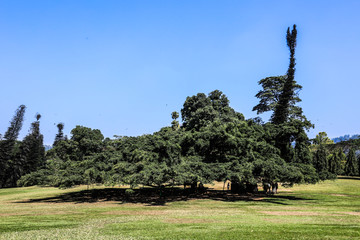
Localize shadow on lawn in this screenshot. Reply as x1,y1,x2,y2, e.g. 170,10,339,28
17,187,314,206
337,176,360,181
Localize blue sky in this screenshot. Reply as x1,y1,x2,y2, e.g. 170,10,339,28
1,0,359,145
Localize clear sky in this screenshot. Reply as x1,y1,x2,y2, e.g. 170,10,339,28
1,0,359,145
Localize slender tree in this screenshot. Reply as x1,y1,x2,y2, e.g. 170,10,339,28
3,105,26,141
337,148,346,174
253,25,313,164
345,149,357,176
20,114,45,175
272,25,298,124
313,145,328,179
358,153,360,177
0,105,26,188
328,151,340,175
171,112,180,130
53,123,65,146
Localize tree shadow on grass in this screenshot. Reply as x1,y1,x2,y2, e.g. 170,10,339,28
17,187,314,206
337,176,360,181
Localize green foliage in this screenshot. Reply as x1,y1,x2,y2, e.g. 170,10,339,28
313,145,330,180
125,188,135,195
337,148,346,174
171,111,180,130
253,75,302,115
328,149,342,175
17,169,50,187
19,87,320,190
171,111,179,120
18,126,106,188
307,132,337,179
3,105,26,141
253,25,313,171
272,25,298,125
0,111,46,188
181,90,240,131
313,132,334,145
345,149,358,176
358,153,360,177
53,123,65,146
70,126,104,157
19,114,45,174
0,105,26,188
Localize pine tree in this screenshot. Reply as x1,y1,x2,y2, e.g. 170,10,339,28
20,114,45,175
4,105,26,141
0,105,26,188
53,123,65,146
328,152,337,174
272,25,297,124
345,149,357,176
253,25,313,164
171,112,180,130
329,149,342,175
313,145,328,179
358,154,360,177
253,75,303,115
336,148,346,174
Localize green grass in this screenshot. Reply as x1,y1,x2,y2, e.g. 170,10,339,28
0,178,359,239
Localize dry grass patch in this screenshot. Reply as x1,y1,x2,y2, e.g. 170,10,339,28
0,218,136,240
103,208,245,217
164,218,217,224
263,218,290,223
279,188,293,192
103,210,167,216
0,210,76,217
341,212,360,216
331,194,349,197
260,211,340,216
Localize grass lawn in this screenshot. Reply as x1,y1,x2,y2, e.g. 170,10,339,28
0,177,359,239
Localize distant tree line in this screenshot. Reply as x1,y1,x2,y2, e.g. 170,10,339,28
1,24,359,191
332,134,360,144
310,132,360,178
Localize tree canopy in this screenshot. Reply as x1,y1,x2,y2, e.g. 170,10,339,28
16,88,319,190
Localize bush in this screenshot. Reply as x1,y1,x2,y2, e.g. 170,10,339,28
125,188,135,196
17,169,50,187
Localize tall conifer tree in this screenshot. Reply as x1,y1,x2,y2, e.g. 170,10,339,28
345,149,357,176
272,25,297,124
53,123,65,146
313,145,328,179
358,154,360,177
329,151,338,174
20,114,45,174
0,105,26,187
4,105,26,141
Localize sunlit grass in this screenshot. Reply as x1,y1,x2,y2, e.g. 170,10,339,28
0,178,359,239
